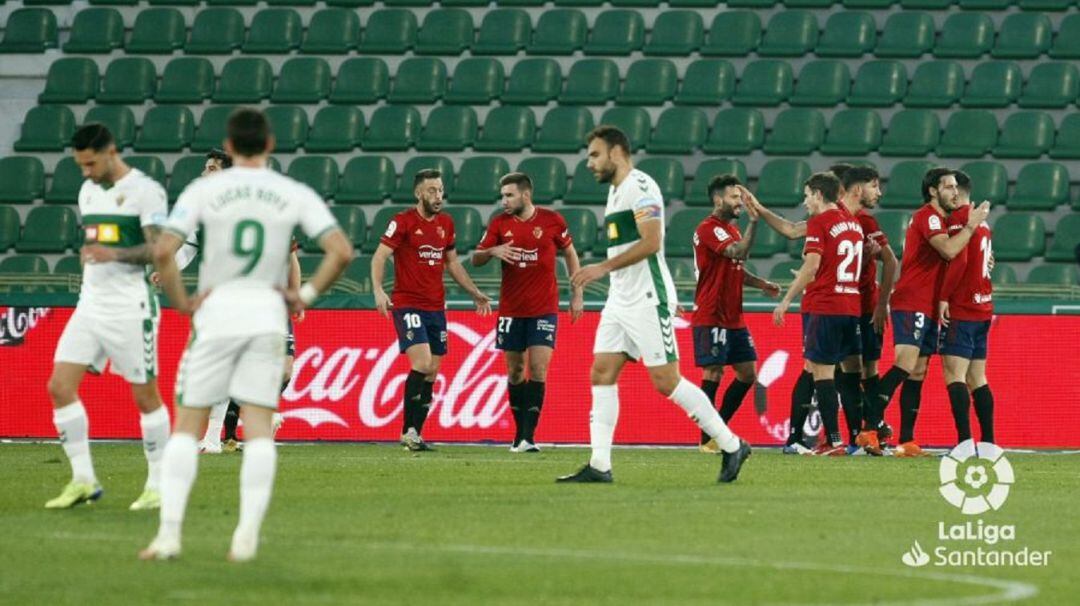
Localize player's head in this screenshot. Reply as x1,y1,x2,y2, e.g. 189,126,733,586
71,123,120,185
413,168,445,215
586,125,631,184
203,148,233,177
829,163,854,197
707,174,744,219
802,172,841,215
224,108,274,159
499,172,533,217
922,167,958,210
953,170,973,204
842,166,882,209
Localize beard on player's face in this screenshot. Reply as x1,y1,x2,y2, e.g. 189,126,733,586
419,195,443,215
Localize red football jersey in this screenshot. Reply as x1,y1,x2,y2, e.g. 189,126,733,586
856,209,889,316
692,215,746,329
476,208,572,317
941,204,993,321
802,207,863,317
890,204,949,317
380,208,455,311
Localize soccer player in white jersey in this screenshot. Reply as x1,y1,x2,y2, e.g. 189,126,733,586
556,126,752,484
45,124,172,511
140,109,352,561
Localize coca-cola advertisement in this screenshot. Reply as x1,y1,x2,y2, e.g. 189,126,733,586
2,306,1079,447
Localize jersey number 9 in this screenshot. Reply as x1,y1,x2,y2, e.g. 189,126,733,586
233,219,265,275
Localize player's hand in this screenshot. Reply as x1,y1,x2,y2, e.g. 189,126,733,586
987,250,996,272
374,290,392,318
569,293,585,324
292,308,305,323
571,263,609,289
149,271,161,285
872,304,889,334
472,291,492,316
772,301,790,327
865,238,882,261
486,243,525,264
176,289,211,316
280,287,305,316
968,201,991,228
938,301,951,328
761,281,781,298
81,244,117,264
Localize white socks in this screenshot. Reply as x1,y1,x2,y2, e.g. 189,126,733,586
202,400,228,444
158,433,199,543
140,407,171,491
670,378,740,453
53,401,96,484
234,438,277,554
588,385,619,472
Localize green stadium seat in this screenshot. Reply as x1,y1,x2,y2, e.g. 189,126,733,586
934,13,993,59
1008,163,1069,210
759,10,818,57
337,257,375,294
306,106,364,152
960,61,1023,108
533,107,594,153
454,157,510,203
879,109,940,157
667,255,699,302
475,107,535,152
790,60,851,107
46,158,83,205
618,59,677,106
358,9,417,53
644,11,703,56
444,207,484,252
127,8,185,54
338,156,395,204
993,213,1044,261
287,156,339,201
156,58,214,104
389,58,447,104
1020,0,1073,9
1046,215,1080,261
473,9,531,56
134,106,194,152
0,255,49,277
364,206,411,253
742,216,785,258
518,158,567,204
612,0,662,6
0,206,19,253
445,59,504,105
39,58,98,104
821,109,883,156
0,8,57,53
528,9,587,55
905,61,965,107
416,9,473,56
959,161,1008,205
756,159,811,207
64,8,123,53
16,207,78,253
817,11,876,57
937,110,998,157
167,156,205,203
882,161,935,208
993,112,1054,159
15,106,75,152
558,208,598,252
674,60,736,105
321,207,366,251
769,259,803,282
191,106,234,152
1049,14,1080,59
326,0,375,6
330,58,389,105
875,210,911,258
418,106,477,152
214,58,273,103
560,59,619,106
186,8,245,54
703,108,765,154
585,10,645,56
272,58,331,104
956,0,1009,8
566,160,608,205
1027,264,1079,286
874,12,934,58
648,108,708,154
733,60,793,106
296,255,323,280
989,263,1017,286
84,106,135,150
701,11,761,56
392,157,454,203
1019,63,1080,108
503,59,562,105
243,8,301,54
665,209,711,257
636,158,684,202
993,13,1052,59
263,106,308,153
847,60,907,107
1050,114,1080,159
0,158,43,204
301,8,359,54
600,107,652,150
97,58,156,104
126,156,166,188
686,159,748,206
764,108,825,155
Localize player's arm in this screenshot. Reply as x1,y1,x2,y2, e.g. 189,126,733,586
747,196,806,240
151,231,193,314
445,248,492,316
472,228,521,267
929,201,991,261
744,270,781,298
723,216,759,261
83,225,161,265
371,243,394,317
773,253,820,326
285,228,352,317
560,243,586,322
873,243,899,333
937,241,969,326
287,249,303,321
571,204,662,288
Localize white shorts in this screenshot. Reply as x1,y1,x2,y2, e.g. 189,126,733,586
593,304,679,367
175,332,286,409
54,309,158,384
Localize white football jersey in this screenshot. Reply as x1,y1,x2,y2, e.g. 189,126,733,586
166,166,338,338
78,167,168,318
602,169,677,309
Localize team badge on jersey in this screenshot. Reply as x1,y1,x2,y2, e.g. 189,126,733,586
85,224,120,244
116,194,126,207
436,226,446,239
533,227,543,239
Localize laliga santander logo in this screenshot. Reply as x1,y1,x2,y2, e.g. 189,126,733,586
939,439,1014,515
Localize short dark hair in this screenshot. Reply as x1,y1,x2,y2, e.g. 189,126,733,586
707,174,743,201
206,148,232,169
805,171,841,204
499,172,533,192
841,166,880,191
72,124,114,152
587,125,632,155
413,168,443,189
226,108,270,157
922,167,955,202
829,163,855,184
953,170,972,194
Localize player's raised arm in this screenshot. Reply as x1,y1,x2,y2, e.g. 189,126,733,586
928,201,991,261
747,195,806,240
744,270,781,298
445,248,492,316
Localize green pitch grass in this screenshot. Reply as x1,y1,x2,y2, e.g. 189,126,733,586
1,443,1077,605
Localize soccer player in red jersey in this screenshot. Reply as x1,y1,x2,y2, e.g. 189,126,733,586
861,168,990,457
691,175,780,453
473,172,585,452
772,172,864,456
371,169,492,451
939,171,995,445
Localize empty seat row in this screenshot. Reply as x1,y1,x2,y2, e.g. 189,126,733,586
62,0,1080,10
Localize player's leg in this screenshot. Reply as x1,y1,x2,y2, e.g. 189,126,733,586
865,311,928,434
692,326,726,448
895,355,930,456
520,342,554,449
129,379,170,510
503,349,528,450
809,361,845,455
222,399,242,451
943,353,973,444
393,308,434,447
784,366,815,454
412,311,448,442
200,400,229,453
718,329,758,425
966,320,993,443
273,320,295,440
417,353,442,436
837,355,863,448
698,364,724,450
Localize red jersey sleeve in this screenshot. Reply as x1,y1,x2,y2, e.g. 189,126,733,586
803,215,826,256
939,207,969,301
476,216,500,251
916,208,948,241
697,221,736,255
553,213,573,249
379,213,409,250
